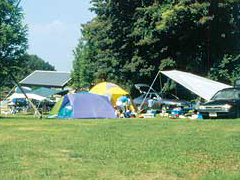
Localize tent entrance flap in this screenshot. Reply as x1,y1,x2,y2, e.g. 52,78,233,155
160,70,231,101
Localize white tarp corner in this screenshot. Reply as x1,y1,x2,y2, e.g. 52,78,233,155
8,93,46,101
160,70,232,101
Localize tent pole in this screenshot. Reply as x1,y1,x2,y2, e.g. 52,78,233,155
138,70,161,113
9,73,42,119
159,73,162,92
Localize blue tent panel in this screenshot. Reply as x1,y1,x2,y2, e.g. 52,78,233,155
57,93,116,119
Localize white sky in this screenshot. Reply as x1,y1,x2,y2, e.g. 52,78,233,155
21,0,95,72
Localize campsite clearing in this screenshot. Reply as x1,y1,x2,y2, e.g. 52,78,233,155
0,117,240,180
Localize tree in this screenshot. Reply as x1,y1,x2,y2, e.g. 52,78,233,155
209,54,240,84
71,38,94,89
72,0,240,89
1,54,55,88
132,0,240,76
0,0,28,82
73,0,141,88
18,54,55,80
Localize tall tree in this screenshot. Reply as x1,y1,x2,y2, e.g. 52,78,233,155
0,0,28,82
72,0,240,89
71,38,94,89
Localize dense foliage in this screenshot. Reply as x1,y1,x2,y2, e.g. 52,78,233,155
0,54,55,100
0,0,28,82
72,0,240,89
1,53,55,88
18,54,55,81
72,39,94,89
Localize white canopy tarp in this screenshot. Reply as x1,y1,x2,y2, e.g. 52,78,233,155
160,70,232,101
8,93,46,101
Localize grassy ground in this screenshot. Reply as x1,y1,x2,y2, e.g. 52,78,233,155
0,116,240,180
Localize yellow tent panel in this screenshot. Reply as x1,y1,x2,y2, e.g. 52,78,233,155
89,82,129,105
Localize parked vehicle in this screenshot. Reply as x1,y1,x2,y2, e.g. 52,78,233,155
198,87,240,119
133,84,190,110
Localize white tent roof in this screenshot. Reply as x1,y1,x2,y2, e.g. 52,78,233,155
8,93,46,101
160,70,232,101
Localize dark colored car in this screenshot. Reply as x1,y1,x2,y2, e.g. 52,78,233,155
198,88,240,119
133,84,190,110
12,98,28,107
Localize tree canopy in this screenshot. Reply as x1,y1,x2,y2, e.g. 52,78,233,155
0,0,28,82
18,54,55,80
72,0,240,89
1,54,55,88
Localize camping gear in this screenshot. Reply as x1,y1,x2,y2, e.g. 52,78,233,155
49,93,117,119
89,82,129,105
169,108,182,118
141,110,157,118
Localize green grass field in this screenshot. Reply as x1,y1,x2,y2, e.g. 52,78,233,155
0,117,240,180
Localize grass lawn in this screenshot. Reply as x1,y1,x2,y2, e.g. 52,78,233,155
0,116,240,180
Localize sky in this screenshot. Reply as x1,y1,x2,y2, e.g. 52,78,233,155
21,0,95,72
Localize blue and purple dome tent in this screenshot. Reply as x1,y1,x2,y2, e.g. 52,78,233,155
49,93,117,119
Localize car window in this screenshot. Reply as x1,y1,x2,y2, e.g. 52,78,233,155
212,89,240,100
134,84,158,94
151,94,159,99
161,93,178,100
141,93,158,99
146,94,152,98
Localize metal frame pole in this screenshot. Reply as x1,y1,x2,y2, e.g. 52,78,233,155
9,73,42,119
